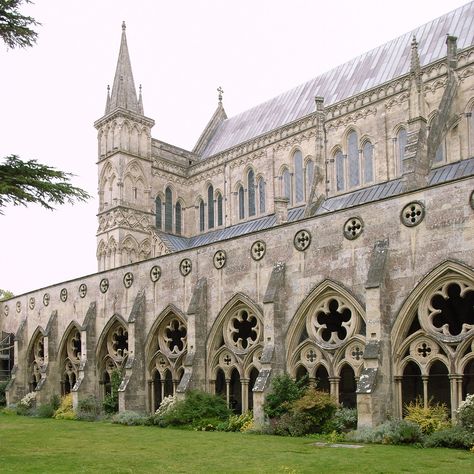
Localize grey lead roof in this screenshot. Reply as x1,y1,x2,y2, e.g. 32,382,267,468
199,2,474,159
157,157,474,252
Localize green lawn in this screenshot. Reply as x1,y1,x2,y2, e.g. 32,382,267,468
0,414,473,473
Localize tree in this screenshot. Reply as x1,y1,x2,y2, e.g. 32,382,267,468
0,156,90,213
0,289,14,301
0,4,90,213
0,0,40,49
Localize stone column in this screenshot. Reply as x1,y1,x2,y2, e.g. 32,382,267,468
422,376,429,407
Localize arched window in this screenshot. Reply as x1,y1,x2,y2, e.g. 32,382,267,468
175,202,182,235
283,169,292,205
348,130,359,188
362,141,374,183
305,159,314,199
294,150,304,202
397,127,407,173
165,187,173,233
208,185,214,229
217,192,223,226
248,169,256,217
199,200,205,232
335,150,345,192
155,196,162,230
238,185,245,220
258,177,265,214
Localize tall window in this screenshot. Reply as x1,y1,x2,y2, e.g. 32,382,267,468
238,185,245,220
217,192,223,226
397,127,407,173
362,141,374,183
348,130,359,187
175,202,182,235
165,187,173,233
248,169,256,217
294,150,304,202
283,169,292,205
155,196,162,230
335,150,345,192
199,200,205,232
305,160,314,199
258,177,265,214
208,185,214,229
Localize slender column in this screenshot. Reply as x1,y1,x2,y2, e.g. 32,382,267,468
173,379,178,395
394,376,403,418
225,379,230,407
149,380,154,413
422,375,429,407
161,380,165,401
241,379,249,413
457,377,464,407
449,374,457,417
329,376,340,401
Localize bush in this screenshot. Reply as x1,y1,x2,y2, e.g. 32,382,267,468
226,411,254,432
77,395,102,421
112,410,149,426
348,419,423,445
35,403,55,418
271,411,313,437
263,374,307,419
324,407,358,433
424,425,474,450
404,398,449,434
158,391,230,427
54,393,76,420
16,391,36,416
103,370,121,414
0,380,9,407
457,394,474,431
290,388,338,434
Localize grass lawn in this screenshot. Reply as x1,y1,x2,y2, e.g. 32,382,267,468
0,414,473,473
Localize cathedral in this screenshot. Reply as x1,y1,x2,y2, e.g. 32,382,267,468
2,2,474,427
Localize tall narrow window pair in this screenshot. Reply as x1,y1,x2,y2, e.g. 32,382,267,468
156,188,182,235
238,170,265,221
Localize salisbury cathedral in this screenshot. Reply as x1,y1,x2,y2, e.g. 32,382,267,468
2,2,474,427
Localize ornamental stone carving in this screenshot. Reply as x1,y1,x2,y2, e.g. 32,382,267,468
224,306,262,355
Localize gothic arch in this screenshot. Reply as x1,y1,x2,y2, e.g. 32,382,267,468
392,260,474,416
27,326,47,391
207,293,263,413
57,321,82,395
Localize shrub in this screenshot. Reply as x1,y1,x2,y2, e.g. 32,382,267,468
77,395,102,421
50,394,61,411
54,393,76,420
0,380,9,407
226,411,253,432
348,419,423,445
263,374,307,419
35,403,55,418
154,395,177,417
17,391,36,415
158,391,230,427
271,411,313,437
404,398,449,434
324,407,357,433
290,389,338,434
103,370,121,414
424,425,474,450
457,394,474,431
112,410,149,426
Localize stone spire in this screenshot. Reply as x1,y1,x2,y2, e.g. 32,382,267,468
410,35,422,92
106,21,140,114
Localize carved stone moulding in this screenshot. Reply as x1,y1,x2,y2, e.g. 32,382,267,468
180,258,192,277
294,229,312,251
100,278,109,294
213,250,227,269
150,265,161,282
251,240,266,261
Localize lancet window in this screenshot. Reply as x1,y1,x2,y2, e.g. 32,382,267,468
248,169,256,217
165,187,173,232
294,150,304,203
208,185,215,229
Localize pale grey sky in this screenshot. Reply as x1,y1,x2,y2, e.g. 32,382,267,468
0,0,469,295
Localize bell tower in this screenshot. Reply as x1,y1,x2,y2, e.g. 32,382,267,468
94,22,155,271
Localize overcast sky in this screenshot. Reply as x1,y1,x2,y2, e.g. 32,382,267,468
0,0,470,296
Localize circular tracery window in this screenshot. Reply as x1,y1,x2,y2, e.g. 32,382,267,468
107,325,128,361
159,317,187,357
67,330,81,362
307,295,359,349
420,279,474,342
225,307,262,353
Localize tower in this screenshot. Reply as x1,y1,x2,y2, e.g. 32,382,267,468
94,22,155,271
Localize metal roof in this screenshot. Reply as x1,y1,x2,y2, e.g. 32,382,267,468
157,157,474,252
199,2,474,159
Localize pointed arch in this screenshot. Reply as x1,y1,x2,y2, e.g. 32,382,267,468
216,191,223,226
207,183,215,229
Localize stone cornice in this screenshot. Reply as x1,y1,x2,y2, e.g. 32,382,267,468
94,107,155,129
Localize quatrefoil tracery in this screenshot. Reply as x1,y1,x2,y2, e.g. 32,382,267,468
162,318,187,356
294,230,311,251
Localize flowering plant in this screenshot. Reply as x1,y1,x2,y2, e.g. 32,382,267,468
155,395,177,417
457,393,474,431
19,391,36,408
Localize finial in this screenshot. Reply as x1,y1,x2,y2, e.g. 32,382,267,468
217,86,224,103
411,34,417,47
107,84,110,93
122,21,126,31
139,84,142,94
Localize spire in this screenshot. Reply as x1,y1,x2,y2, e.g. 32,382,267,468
105,85,111,114
410,35,422,91
106,21,140,114
138,84,144,115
